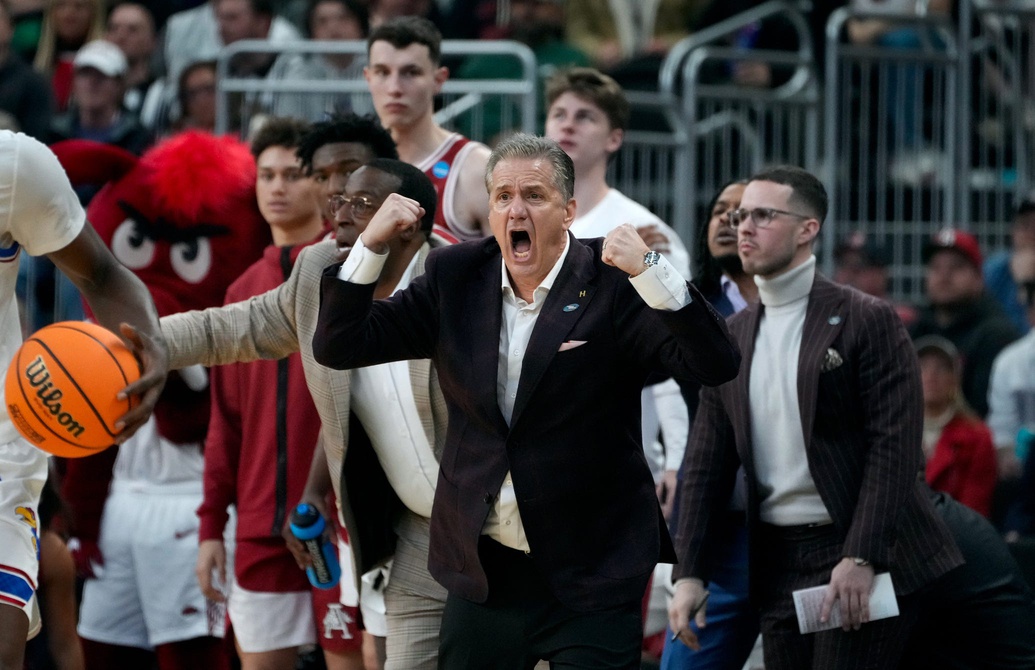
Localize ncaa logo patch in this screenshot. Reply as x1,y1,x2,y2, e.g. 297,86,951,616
432,161,450,179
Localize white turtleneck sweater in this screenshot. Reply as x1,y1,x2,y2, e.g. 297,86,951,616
750,255,832,526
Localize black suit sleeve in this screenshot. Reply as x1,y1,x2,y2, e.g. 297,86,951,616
313,260,439,369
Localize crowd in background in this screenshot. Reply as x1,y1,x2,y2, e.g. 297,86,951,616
2,1,1034,669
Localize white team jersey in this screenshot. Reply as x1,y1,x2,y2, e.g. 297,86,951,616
0,131,86,444
571,188,691,279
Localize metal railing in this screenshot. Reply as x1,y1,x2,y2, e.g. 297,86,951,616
214,39,539,139
653,0,820,255
823,5,959,301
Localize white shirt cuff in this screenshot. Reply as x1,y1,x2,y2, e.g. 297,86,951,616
337,235,387,284
629,254,692,310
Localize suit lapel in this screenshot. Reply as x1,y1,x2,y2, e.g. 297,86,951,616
510,236,598,427
733,304,763,470
797,275,846,449
468,250,509,432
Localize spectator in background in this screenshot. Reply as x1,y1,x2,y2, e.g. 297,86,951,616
364,17,491,240
162,0,300,99
366,0,442,31
910,228,1019,418
295,113,399,222
544,68,690,276
33,0,105,111
0,0,54,139
49,39,152,158
917,335,998,518
105,2,165,130
565,0,702,88
6,0,45,61
833,231,917,326
847,0,953,182
455,0,589,145
268,0,373,122
988,248,1035,506
985,198,1035,335
169,59,217,135
690,0,804,89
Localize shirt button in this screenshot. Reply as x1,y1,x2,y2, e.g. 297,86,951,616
513,350,520,356
505,520,512,526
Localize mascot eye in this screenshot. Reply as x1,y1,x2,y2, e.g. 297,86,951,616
111,219,156,269
170,238,212,284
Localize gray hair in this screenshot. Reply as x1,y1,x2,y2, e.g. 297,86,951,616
485,133,575,203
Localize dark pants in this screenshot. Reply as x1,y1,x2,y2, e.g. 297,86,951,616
438,537,643,670
756,523,919,670
900,491,1035,669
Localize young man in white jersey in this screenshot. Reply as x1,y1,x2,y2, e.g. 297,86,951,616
0,130,167,670
544,67,690,278
364,16,491,243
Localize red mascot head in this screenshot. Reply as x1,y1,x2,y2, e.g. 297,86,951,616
53,131,270,443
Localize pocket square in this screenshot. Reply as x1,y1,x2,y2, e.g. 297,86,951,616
558,340,587,352
821,347,844,372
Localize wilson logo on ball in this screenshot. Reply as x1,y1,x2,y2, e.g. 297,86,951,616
5,321,140,458
23,355,86,438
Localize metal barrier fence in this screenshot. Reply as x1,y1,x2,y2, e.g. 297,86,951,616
27,2,1035,326
823,5,960,302
648,0,820,252
214,39,538,139
958,0,1035,247
823,1,1035,303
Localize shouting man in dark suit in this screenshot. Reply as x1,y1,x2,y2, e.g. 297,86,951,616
668,166,963,669
313,133,740,668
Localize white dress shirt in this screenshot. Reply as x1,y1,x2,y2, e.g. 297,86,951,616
343,251,439,517
339,234,692,551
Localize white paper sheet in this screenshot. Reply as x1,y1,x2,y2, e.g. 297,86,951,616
793,572,899,634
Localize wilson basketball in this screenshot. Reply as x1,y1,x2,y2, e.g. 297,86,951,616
5,321,140,457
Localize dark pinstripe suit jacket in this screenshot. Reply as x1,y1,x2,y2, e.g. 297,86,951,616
673,273,963,598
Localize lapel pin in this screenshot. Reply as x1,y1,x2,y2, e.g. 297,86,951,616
563,303,580,312
579,290,586,297
828,315,842,325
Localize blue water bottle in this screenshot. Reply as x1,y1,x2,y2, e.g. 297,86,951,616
289,503,341,589
1017,427,1034,463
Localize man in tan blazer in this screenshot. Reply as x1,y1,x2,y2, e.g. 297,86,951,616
161,157,449,670
669,166,962,669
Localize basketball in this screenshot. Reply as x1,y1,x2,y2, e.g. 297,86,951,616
5,321,140,457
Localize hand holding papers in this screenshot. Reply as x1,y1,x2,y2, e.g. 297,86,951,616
793,572,899,634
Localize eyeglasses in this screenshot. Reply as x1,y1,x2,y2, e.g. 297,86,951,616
728,207,812,229
328,194,376,217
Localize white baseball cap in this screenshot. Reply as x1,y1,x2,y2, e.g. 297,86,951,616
73,40,128,78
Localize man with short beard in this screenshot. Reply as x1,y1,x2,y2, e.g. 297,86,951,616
910,228,1018,418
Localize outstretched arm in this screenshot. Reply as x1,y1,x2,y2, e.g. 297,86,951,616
47,223,167,442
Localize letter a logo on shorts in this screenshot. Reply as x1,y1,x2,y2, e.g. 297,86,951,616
322,603,354,640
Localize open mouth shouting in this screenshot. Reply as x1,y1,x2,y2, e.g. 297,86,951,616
510,229,532,259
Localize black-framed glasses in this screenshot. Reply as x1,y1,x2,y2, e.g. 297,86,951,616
328,194,377,217
728,207,812,229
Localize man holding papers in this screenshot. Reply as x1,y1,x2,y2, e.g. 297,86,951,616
668,166,962,669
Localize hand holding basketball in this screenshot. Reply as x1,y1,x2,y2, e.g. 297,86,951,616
5,321,161,457
114,321,168,441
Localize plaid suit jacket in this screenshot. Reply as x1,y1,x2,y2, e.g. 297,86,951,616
161,239,448,578
674,273,963,598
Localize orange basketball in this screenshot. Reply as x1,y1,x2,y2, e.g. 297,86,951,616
5,321,140,457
